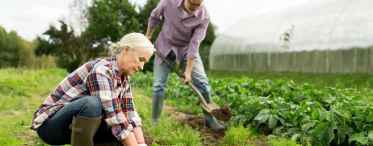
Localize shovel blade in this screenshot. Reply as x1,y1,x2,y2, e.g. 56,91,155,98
201,102,232,122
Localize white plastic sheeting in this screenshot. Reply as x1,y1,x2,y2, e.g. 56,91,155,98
209,0,373,73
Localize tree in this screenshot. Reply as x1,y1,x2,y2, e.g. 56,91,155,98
138,0,160,34
34,0,216,71
0,26,8,67
0,26,6,50
35,0,142,72
84,0,141,49
35,21,90,72
138,0,160,72
0,29,22,67
0,25,38,68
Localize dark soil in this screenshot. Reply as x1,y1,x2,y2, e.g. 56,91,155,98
164,106,225,146
144,134,153,145
211,105,232,122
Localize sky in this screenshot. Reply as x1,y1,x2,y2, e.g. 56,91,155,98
0,0,311,41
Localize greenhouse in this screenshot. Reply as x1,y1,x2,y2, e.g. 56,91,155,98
209,0,373,73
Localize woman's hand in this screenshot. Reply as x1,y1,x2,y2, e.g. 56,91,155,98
121,133,138,146
133,127,146,144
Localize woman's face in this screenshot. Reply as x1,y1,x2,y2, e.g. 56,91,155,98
118,47,153,76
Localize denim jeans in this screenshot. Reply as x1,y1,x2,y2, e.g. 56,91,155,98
36,96,119,145
152,51,212,123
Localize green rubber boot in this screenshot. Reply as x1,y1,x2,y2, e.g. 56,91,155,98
204,110,226,132
152,95,165,126
71,116,102,146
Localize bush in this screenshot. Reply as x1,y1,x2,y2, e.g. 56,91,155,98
0,25,56,69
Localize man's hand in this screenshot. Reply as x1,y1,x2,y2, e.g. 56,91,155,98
145,28,155,41
183,70,192,84
182,58,194,84
146,35,152,41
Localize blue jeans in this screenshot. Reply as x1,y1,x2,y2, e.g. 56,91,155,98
36,96,119,145
152,51,212,123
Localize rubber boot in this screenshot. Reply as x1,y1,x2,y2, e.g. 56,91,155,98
71,116,102,146
199,88,226,132
152,95,165,126
204,110,226,132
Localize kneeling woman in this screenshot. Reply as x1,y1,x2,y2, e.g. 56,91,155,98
31,33,155,146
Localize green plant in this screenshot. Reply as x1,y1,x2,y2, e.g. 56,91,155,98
220,125,252,146
131,73,373,146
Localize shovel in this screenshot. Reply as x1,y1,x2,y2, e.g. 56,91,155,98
154,51,231,121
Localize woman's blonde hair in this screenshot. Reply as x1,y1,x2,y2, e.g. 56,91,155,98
109,32,155,56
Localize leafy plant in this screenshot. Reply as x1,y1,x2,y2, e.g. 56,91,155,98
131,73,373,146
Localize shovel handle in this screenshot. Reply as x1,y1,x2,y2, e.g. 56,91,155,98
187,82,210,107
154,51,210,107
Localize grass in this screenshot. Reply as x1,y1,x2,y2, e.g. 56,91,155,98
219,125,300,146
0,68,67,146
0,68,202,146
133,89,202,145
268,136,300,146
209,71,373,89
219,125,253,145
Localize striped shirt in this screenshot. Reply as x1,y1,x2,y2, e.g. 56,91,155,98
31,57,141,141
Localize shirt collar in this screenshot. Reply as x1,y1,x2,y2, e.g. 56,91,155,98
177,0,200,17
111,57,120,77
177,0,184,8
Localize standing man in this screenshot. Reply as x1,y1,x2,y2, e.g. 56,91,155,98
146,0,225,131
31,33,154,146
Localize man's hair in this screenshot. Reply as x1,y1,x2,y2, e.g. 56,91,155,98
109,32,155,56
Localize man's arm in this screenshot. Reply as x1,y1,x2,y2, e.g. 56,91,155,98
183,58,194,83
184,20,210,83
146,0,166,40
145,28,156,40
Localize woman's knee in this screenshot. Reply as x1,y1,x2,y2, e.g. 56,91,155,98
80,96,103,117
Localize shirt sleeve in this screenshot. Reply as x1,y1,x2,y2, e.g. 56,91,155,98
148,0,167,30
128,110,142,127
86,70,133,141
187,19,210,59
122,85,142,127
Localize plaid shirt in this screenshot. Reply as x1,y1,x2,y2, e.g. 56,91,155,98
31,57,142,141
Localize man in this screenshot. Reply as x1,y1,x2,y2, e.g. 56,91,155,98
146,0,225,131
31,33,154,146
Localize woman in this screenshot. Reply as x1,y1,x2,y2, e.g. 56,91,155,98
31,33,155,146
